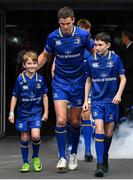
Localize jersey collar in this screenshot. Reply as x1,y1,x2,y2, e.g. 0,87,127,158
21,71,38,83
94,51,112,61
59,25,76,38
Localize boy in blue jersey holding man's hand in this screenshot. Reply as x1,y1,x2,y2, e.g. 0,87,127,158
83,32,126,177
37,7,94,172
8,51,48,173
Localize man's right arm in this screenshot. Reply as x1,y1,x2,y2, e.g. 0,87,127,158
51,57,56,79
37,50,49,71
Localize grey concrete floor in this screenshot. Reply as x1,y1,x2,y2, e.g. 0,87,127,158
0,136,133,179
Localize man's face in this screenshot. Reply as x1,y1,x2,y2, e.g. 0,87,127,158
59,17,74,35
121,33,128,45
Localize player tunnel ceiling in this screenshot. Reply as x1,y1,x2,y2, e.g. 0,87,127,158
0,0,133,11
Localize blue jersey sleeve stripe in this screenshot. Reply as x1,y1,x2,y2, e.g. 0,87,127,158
44,45,52,53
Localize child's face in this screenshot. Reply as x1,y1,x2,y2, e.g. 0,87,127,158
94,40,110,56
23,58,38,74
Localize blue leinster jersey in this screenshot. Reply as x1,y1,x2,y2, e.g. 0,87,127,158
87,51,125,103
44,26,94,84
84,49,92,79
12,72,48,119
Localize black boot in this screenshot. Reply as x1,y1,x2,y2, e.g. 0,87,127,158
103,155,109,172
94,163,104,177
84,154,93,162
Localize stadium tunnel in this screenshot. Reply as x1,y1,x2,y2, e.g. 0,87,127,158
0,0,133,137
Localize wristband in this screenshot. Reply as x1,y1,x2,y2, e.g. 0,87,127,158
9,112,14,116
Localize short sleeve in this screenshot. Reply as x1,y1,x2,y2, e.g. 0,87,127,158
41,77,48,95
117,56,125,75
44,34,54,53
12,79,20,97
84,32,94,51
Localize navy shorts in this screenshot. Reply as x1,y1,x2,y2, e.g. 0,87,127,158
52,80,85,108
91,103,119,123
16,114,42,132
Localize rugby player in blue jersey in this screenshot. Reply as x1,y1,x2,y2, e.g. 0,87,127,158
8,51,48,173
83,32,126,177
37,7,94,172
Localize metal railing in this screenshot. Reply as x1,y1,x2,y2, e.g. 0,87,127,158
0,10,6,138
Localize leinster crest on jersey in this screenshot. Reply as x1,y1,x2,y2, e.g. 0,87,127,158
74,36,81,44
106,61,114,68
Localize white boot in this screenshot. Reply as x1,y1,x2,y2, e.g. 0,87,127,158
69,153,78,170
56,157,67,172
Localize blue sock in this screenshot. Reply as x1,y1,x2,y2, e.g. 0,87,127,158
66,122,72,147
20,141,29,164
71,126,80,154
82,119,93,155
95,133,105,164
55,126,66,159
32,139,41,159
104,136,112,157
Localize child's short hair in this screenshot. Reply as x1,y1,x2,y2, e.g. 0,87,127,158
77,19,91,30
23,51,38,64
95,32,111,43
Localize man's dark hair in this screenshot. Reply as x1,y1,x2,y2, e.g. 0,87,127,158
122,26,133,41
58,7,74,20
95,32,111,43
